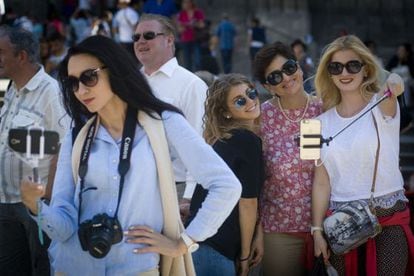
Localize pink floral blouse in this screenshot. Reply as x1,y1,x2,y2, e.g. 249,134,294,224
259,98,323,233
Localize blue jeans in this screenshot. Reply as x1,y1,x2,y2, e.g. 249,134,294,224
181,41,201,72
220,49,233,74
192,243,235,276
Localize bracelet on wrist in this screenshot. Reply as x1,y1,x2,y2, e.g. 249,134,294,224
239,255,250,262
310,226,324,236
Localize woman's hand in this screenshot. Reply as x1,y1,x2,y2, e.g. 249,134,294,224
236,258,250,276
249,224,264,268
179,198,191,223
313,231,330,263
125,225,187,257
20,178,45,215
385,72,404,97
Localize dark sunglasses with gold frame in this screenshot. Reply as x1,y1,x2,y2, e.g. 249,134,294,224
64,66,107,93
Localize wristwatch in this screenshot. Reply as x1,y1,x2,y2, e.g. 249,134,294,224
310,226,324,236
180,232,199,253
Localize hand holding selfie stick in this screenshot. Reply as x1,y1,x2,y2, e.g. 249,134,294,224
9,125,60,245
321,89,392,146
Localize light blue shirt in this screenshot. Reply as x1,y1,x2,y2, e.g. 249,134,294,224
39,111,241,275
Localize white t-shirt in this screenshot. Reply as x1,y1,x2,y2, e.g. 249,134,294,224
318,94,404,202
113,7,139,43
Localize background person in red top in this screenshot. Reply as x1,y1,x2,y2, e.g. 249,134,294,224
176,0,205,72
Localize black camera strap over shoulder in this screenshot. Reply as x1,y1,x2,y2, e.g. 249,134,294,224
77,106,138,225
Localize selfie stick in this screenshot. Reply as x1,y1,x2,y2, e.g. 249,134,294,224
321,90,392,146
26,126,46,183
25,125,46,245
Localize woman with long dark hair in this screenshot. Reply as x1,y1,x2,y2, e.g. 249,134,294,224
20,35,241,275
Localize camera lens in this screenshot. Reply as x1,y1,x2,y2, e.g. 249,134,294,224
78,214,123,258
89,227,115,258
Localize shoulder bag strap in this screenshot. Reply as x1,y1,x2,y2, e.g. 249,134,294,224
370,112,380,206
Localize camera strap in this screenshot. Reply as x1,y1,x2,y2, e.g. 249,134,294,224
77,106,138,224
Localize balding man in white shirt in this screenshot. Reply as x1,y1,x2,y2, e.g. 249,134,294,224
133,14,208,217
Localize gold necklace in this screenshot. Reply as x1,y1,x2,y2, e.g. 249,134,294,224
277,95,310,123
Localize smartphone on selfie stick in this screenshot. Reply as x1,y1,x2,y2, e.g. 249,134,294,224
299,90,393,160
8,126,60,245
8,126,60,182
300,119,322,160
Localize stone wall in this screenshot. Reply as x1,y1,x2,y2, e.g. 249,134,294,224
308,0,413,62
197,0,311,76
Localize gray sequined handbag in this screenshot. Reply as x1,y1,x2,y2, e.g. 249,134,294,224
323,113,382,255
323,200,382,255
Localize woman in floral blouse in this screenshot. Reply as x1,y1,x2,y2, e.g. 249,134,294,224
253,42,322,275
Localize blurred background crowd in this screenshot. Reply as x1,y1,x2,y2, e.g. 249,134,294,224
0,0,413,186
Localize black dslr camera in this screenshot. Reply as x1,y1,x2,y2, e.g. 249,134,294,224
78,213,123,258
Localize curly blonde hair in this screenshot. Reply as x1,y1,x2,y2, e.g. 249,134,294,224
314,35,381,111
203,74,259,145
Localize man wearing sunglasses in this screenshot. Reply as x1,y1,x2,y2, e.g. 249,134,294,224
0,26,69,276
133,14,208,219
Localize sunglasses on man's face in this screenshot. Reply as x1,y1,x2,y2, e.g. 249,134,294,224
64,66,107,93
233,88,259,109
327,60,365,75
132,31,165,42
265,59,298,86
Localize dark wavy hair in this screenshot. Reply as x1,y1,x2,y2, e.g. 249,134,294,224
57,35,181,127
253,41,296,84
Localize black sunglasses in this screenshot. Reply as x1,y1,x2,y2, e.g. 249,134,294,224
327,60,365,75
132,31,165,42
234,88,259,109
265,59,298,86
64,67,107,93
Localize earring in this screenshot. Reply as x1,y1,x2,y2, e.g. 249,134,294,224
225,115,231,119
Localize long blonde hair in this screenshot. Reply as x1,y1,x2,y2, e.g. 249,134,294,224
203,74,259,145
315,35,381,111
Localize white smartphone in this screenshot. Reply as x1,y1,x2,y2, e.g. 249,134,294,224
299,119,321,160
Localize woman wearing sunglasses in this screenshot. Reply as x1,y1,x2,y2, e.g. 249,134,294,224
187,74,264,276
253,42,323,275
19,35,242,275
312,35,414,275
